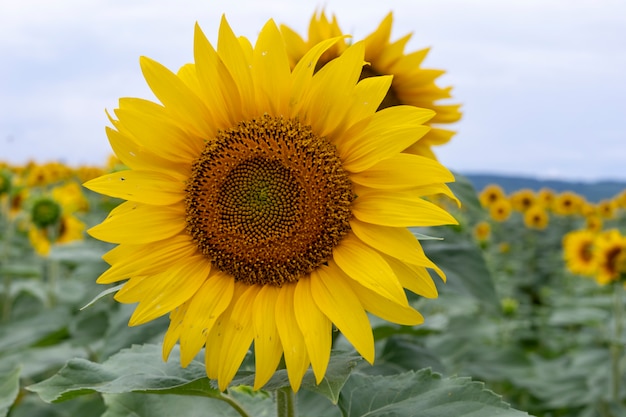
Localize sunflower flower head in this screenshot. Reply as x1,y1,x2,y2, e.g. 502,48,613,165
280,11,461,160
593,229,626,285
563,229,597,277
84,16,458,393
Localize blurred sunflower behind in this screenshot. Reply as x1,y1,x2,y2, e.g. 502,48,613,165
280,11,461,159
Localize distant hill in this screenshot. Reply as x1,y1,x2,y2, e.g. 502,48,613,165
461,173,626,203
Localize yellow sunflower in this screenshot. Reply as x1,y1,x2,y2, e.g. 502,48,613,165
84,17,458,392
488,198,512,222
552,191,584,216
523,204,549,230
562,229,597,277
280,11,461,160
478,184,506,208
473,221,491,243
509,188,536,212
593,229,626,285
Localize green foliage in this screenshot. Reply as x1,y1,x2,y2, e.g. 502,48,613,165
4,169,626,416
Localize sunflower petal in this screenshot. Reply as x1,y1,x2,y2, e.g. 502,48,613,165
310,265,374,363
123,255,209,326
338,106,434,173
351,153,454,190
294,277,332,384
333,233,407,305
84,170,184,206
275,283,310,392
179,271,234,367
346,279,424,326
253,20,291,115
216,285,257,391
140,56,213,138
98,235,196,284
252,285,283,390
87,201,185,244
352,190,458,227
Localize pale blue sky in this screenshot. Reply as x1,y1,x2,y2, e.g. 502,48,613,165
1,0,625,181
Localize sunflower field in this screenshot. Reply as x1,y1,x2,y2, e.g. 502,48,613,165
2,11,626,417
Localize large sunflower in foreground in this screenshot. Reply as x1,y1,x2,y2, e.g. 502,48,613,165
84,17,458,392
280,11,461,159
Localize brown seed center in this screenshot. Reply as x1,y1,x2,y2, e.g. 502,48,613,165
185,114,353,286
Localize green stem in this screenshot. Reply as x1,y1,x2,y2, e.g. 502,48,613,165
219,393,253,417
611,281,624,403
276,387,296,417
44,257,60,307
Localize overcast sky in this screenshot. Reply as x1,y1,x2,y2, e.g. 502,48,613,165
1,0,625,181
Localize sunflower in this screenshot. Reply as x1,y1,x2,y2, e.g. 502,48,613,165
563,229,597,277
593,229,626,285
509,189,536,212
478,184,506,208
523,204,549,230
84,17,458,392
552,191,584,216
280,11,461,160
488,198,512,222
473,221,491,243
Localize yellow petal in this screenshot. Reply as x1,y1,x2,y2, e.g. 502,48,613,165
289,37,345,117
98,234,197,284
349,219,438,268
275,283,310,392
115,98,203,162
304,42,365,138
87,201,185,244
338,106,434,173
124,255,210,326
350,154,454,190
294,277,332,384
333,233,407,305
193,23,241,127
310,264,374,363
163,302,189,361
140,56,213,138
84,170,184,206
179,271,234,367
253,20,291,115
252,285,283,390
217,16,254,118
352,190,458,227
217,284,257,391
382,254,440,297
205,283,248,381
106,127,190,181
346,279,424,326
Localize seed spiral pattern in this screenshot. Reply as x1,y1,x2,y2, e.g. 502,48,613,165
185,114,353,286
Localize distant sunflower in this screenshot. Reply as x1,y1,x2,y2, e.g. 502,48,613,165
281,11,461,159
563,229,596,277
593,229,626,285
523,204,549,230
479,184,506,208
510,189,536,212
552,191,584,216
85,18,458,392
489,198,512,222
473,221,491,243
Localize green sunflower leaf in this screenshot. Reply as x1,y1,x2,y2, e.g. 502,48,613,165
232,351,361,404
338,369,530,417
27,344,219,403
0,366,21,417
